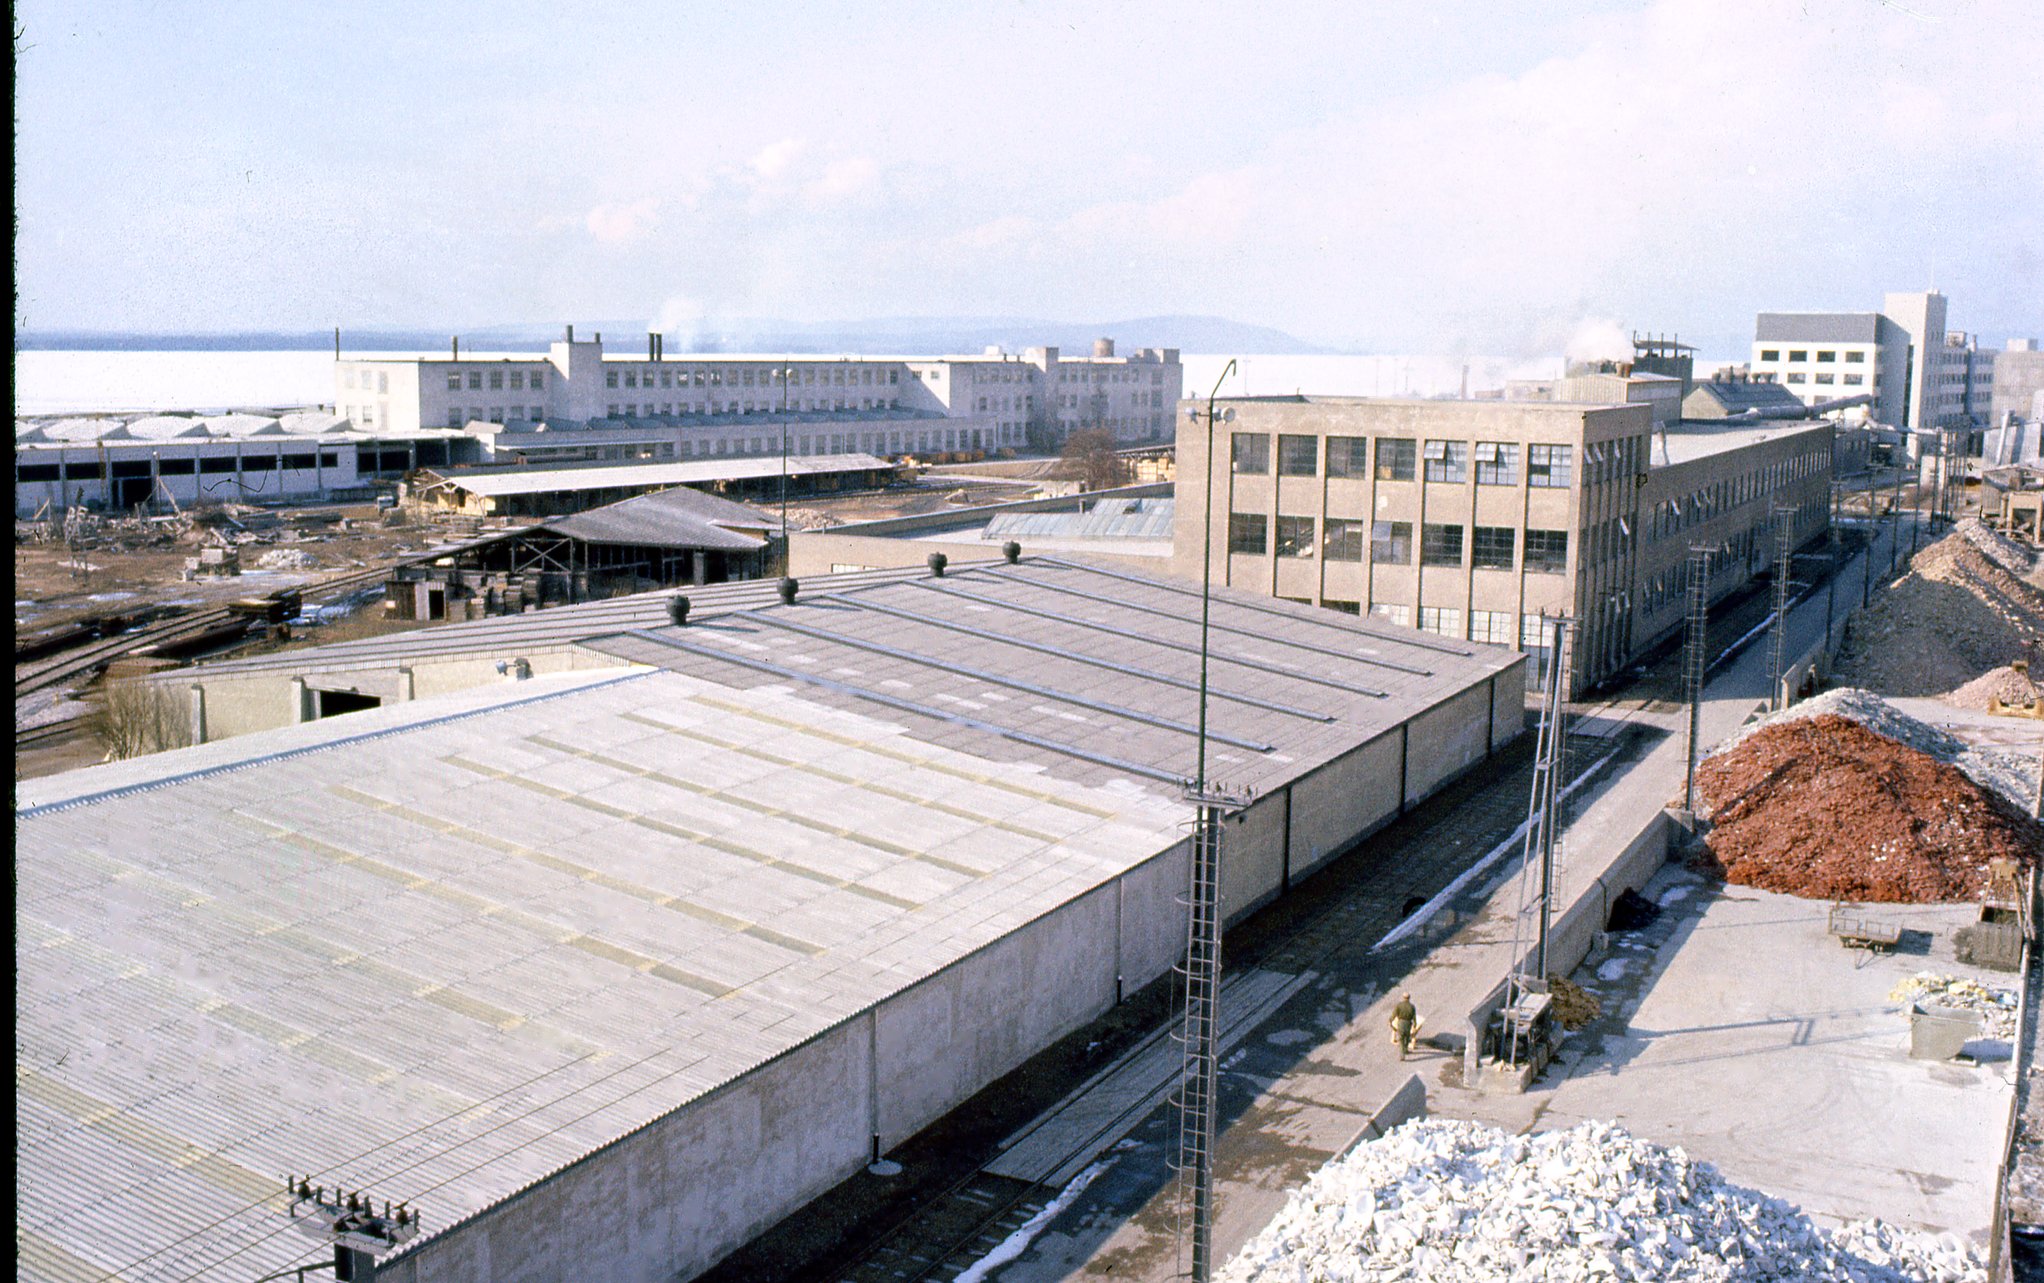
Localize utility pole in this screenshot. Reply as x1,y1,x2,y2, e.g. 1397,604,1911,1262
283,1176,419,1282
1175,360,1240,1283
1682,544,1714,814
1769,506,1794,711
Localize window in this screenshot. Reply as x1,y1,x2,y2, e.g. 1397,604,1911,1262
447,409,463,428
1522,613,1560,650
1323,518,1366,561
1231,433,1270,474
606,371,620,388
1816,351,1836,362
446,372,461,390
1845,351,1865,363
1422,439,1467,483
1275,516,1316,556
1786,373,1806,384
490,370,504,389
156,458,196,475
1420,523,1463,566
1527,444,1572,488
16,463,60,483
1760,349,1780,362
1524,529,1569,572
468,372,483,390
1322,599,1361,615
1277,434,1319,476
1370,603,1411,626
1474,442,1519,485
1844,374,1864,386
1470,610,1514,644
1472,525,1516,569
1375,437,1416,480
1371,520,1413,564
1228,513,1268,554
1418,606,1463,638
1789,350,1808,362
1326,436,1368,477
1815,373,1835,385
511,371,525,390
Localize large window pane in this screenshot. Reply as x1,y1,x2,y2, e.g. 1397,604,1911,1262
1323,518,1366,561
1274,515,1316,556
1474,442,1519,485
1277,435,1319,476
1420,523,1464,567
1472,525,1516,569
1231,433,1270,475
1525,528,1569,572
1528,444,1572,488
1326,436,1368,478
1371,520,1412,564
1374,438,1415,481
1228,513,1268,554
1422,440,1468,483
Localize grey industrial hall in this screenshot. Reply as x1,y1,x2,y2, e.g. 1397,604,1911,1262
17,556,1524,1283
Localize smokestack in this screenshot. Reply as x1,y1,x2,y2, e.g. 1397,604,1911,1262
649,331,657,361
452,337,460,361
566,324,575,342
333,326,340,359
1093,338,1115,358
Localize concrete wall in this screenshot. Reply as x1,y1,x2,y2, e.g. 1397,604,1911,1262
1403,684,1496,805
386,1014,874,1283
1286,731,1406,883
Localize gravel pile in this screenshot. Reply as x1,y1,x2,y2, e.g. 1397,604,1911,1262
1697,714,2041,902
1715,688,2041,816
1942,665,2040,711
1956,517,2041,581
1220,1118,1982,1282
1891,973,2019,1039
1831,527,2044,696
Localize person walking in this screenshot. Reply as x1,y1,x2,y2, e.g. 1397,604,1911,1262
1389,993,1421,1059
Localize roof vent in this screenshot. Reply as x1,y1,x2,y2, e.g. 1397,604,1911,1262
927,552,948,577
778,576,799,604
668,594,691,626
1003,541,1022,564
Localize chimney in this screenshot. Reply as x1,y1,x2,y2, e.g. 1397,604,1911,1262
649,331,658,361
1002,541,1021,564
667,594,690,626
566,324,575,342
452,337,460,361
778,577,799,604
927,552,948,577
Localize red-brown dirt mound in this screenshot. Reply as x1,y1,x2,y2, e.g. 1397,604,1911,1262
1695,714,2043,902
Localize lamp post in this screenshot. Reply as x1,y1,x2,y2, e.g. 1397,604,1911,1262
1188,361,1238,791
776,365,798,573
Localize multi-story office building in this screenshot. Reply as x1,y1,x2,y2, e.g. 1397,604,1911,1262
1751,291,1991,434
1993,338,2044,428
1175,397,1833,695
335,330,1182,457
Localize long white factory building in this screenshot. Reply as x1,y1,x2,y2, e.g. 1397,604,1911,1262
17,557,1521,1282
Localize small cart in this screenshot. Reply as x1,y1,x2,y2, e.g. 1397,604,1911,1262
1828,903,1903,953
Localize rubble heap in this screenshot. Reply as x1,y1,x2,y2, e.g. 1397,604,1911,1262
1714,688,2040,816
1696,713,2041,903
1831,524,2044,697
1220,1118,1982,1282
1890,973,2019,1039
1546,975,1602,1030
1942,664,2040,712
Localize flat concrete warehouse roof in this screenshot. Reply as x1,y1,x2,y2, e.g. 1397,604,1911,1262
17,558,1523,1283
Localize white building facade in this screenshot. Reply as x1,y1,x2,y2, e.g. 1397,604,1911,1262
1750,291,1990,434
337,331,1182,455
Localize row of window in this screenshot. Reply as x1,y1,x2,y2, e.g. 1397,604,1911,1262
1345,604,1560,646
1227,515,1569,570
1646,448,1828,541
343,370,392,392
599,399,904,419
451,406,546,426
18,453,345,483
605,366,901,391
1783,373,1867,386
1758,349,1867,363
1230,434,1575,487
447,369,547,392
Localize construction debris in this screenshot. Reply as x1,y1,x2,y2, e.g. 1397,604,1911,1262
1219,1118,1982,1282
1832,523,2044,697
1696,712,2042,903
1942,663,2040,712
1890,973,2018,1040
1546,975,1602,1030
256,548,319,571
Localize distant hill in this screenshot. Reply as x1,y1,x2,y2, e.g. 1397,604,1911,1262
19,315,1341,356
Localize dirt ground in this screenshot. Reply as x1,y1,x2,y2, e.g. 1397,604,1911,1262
782,477,1053,529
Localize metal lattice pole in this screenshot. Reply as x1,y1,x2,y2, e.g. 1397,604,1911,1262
1175,798,1225,1281
1504,618,1571,1065
1682,545,1713,813
1769,506,1794,711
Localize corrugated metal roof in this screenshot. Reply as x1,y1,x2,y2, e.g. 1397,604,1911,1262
420,454,896,499
540,486,779,551
16,558,1523,1282
981,497,1176,541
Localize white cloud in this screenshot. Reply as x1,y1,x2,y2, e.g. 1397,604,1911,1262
807,155,880,200
749,138,806,182
584,198,661,245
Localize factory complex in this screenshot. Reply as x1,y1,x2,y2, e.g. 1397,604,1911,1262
18,556,1523,1283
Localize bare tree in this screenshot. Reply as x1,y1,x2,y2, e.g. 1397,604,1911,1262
93,680,194,760
1055,430,1127,492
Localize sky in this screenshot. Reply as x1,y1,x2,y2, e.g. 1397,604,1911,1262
13,0,2042,359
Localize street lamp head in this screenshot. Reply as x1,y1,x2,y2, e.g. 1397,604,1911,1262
1219,408,1236,424
1185,405,1201,423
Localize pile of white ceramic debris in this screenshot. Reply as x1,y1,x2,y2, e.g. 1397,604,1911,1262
1220,1118,1982,1282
